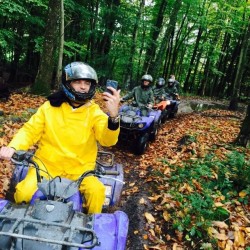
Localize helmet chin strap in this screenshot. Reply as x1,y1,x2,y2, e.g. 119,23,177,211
63,81,96,104
68,98,90,108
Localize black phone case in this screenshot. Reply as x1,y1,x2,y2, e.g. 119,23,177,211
106,80,118,94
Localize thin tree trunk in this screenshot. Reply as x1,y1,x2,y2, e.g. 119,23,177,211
32,0,60,95
151,0,182,77
125,0,144,89
143,0,168,73
183,27,203,92
229,18,250,110
55,0,64,90
169,4,190,75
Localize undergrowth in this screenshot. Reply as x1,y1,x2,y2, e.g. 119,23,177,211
158,149,250,249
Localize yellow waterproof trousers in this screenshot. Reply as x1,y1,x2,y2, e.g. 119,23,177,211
14,168,105,214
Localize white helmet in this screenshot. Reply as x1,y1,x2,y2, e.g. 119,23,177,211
141,74,153,83
168,78,175,87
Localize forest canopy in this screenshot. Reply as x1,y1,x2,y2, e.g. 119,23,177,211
0,0,249,100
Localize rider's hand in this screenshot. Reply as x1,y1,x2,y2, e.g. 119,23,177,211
102,88,121,118
0,146,15,160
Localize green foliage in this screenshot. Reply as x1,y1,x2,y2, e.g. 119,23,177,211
0,1,29,17
34,37,44,53
215,151,250,194
25,0,48,8
0,0,249,99
0,30,15,49
64,41,87,60
160,150,250,248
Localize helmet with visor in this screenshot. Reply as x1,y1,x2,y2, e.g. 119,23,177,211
62,62,98,104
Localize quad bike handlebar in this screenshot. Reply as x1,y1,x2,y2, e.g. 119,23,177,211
11,150,121,199
11,150,120,177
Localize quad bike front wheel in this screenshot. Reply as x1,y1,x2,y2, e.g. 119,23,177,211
134,133,149,155
149,120,161,141
169,108,178,118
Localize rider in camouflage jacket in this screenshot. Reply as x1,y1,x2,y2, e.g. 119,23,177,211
121,74,154,115
166,75,180,100
152,78,167,104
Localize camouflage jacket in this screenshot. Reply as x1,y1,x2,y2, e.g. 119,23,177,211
122,86,154,107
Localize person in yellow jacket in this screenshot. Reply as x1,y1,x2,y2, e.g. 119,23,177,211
0,61,121,214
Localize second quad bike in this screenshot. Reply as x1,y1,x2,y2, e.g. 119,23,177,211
153,95,180,122
118,104,161,155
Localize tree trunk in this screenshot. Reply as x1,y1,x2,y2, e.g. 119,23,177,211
183,26,203,92
32,0,60,95
143,0,168,73
125,0,145,89
55,0,64,90
229,17,250,110
168,3,191,76
151,0,182,77
235,104,250,147
86,1,99,62
213,32,231,97
95,0,121,79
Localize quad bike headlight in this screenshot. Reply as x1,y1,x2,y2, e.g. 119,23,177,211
138,123,145,128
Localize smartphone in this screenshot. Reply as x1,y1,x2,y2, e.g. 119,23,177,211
105,79,118,95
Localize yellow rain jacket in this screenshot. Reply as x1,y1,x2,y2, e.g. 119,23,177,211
9,100,119,174
8,100,120,213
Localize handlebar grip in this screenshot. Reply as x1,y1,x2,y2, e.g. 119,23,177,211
104,170,120,176
12,150,27,162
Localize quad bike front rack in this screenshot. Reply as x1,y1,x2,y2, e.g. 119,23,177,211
0,212,99,249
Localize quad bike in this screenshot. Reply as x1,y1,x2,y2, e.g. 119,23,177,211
118,103,161,155
0,150,128,250
153,94,180,122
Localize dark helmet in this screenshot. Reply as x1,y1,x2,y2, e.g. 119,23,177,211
62,61,98,104
168,78,175,87
156,77,165,87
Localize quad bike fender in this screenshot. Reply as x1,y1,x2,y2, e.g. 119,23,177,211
148,110,161,123
89,211,129,250
0,199,9,212
99,163,124,207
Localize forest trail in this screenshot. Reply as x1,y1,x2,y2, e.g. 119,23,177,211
0,93,249,249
